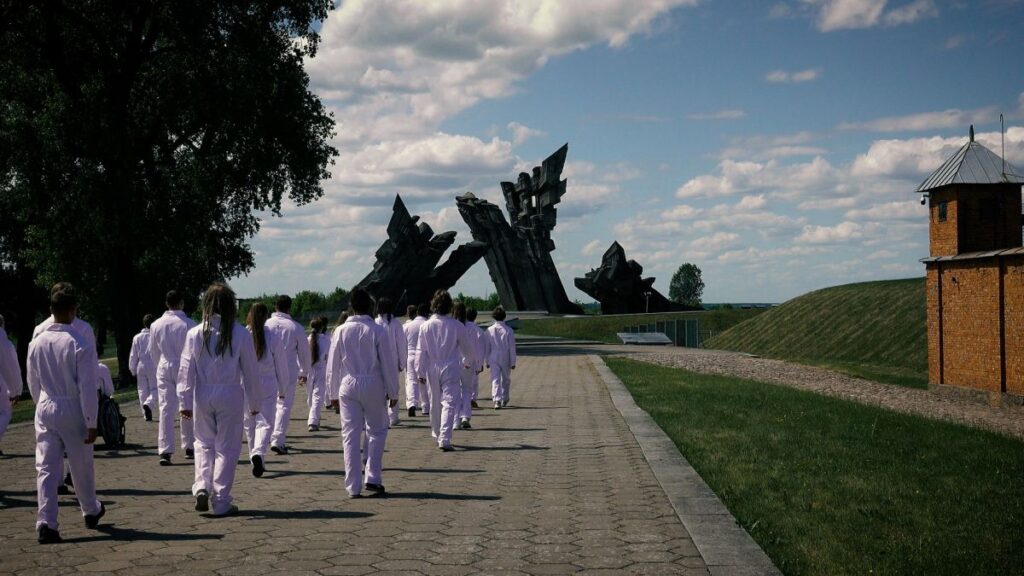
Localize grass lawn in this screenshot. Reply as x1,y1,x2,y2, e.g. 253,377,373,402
517,308,765,344
10,357,131,425
606,357,1024,576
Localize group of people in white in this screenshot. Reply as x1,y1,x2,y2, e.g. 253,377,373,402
0,280,517,543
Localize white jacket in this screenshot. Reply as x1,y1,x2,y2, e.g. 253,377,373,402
325,315,399,402
97,362,115,396
26,324,99,428
487,321,516,368
149,310,197,376
34,315,96,352
468,323,490,373
128,328,155,376
178,316,261,413
376,315,408,373
0,327,21,399
403,316,426,378
251,327,290,399
265,312,312,379
416,314,475,375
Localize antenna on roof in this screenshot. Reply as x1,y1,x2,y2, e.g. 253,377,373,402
1000,113,1006,180
969,124,975,142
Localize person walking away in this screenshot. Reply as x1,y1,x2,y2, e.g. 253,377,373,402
149,290,197,465
416,291,474,451
244,303,289,477
0,314,22,455
375,298,407,427
403,303,430,417
326,289,398,498
265,295,311,455
307,316,330,432
487,306,517,409
128,314,158,421
178,282,261,516
466,309,488,410
27,283,105,543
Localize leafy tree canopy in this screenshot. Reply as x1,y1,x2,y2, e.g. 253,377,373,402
669,263,704,307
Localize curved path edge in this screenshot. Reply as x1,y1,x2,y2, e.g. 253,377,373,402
590,354,782,576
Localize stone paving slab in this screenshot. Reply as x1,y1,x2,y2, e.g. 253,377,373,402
0,349,730,575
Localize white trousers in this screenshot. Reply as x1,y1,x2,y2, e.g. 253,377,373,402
339,376,388,495
0,395,11,445
405,362,420,409
491,364,511,405
136,368,156,414
244,393,277,459
157,364,193,455
429,363,462,448
192,384,244,515
306,367,326,427
35,398,102,530
271,369,298,448
458,367,477,421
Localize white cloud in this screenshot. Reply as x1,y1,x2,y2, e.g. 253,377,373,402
944,34,968,50
507,121,545,145
676,156,841,200
765,68,821,83
845,201,926,220
839,106,998,132
581,239,604,257
796,221,871,244
814,0,937,31
882,0,938,26
688,109,747,120
665,204,703,220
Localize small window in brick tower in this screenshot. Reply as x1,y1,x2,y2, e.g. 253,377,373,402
938,201,948,222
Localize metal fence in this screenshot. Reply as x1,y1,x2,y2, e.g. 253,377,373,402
621,319,703,348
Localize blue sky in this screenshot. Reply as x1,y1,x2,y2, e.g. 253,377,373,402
231,0,1024,304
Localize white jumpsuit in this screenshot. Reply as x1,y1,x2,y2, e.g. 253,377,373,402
128,328,157,415
27,324,103,531
376,315,407,426
326,315,398,496
403,316,428,412
307,332,331,428
149,310,197,456
178,317,261,515
0,326,21,446
458,322,486,423
416,314,475,448
487,321,517,406
265,312,311,450
244,328,289,459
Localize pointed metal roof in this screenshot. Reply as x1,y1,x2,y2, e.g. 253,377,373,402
917,129,1024,192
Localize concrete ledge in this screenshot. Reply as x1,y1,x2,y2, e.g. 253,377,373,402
590,355,781,575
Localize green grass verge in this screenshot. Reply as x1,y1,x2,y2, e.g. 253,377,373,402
11,357,129,424
517,308,766,344
606,357,1024,576
706,278,927,388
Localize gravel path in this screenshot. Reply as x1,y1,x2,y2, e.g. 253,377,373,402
614,347,1024,440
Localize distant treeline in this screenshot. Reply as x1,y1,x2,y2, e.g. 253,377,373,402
238,288,502,324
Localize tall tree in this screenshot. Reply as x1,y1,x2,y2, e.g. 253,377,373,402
0,1,337,377
669,263,705,307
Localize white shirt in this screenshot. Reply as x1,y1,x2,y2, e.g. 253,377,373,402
376,315,408,373
403,316,427,377
265,312,312,378
325,315,399,402
149,310,197,370
251,327,290,398
487,321,517,368
416,314,475,375
33,315,96,353
0,327,22,399
97,362,115,396
26,323,99,427
178,315,261,413
128,328,155,376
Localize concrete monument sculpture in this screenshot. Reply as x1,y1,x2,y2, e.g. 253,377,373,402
575,242,695,314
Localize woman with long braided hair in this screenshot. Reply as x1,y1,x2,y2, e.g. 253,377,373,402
244,303,290,478
179,282,261,516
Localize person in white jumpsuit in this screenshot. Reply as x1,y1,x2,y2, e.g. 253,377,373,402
326,289,399,497
27,284,105,544
178,282,261,516
265,295,311,455
466,309,488,409
0,315,22,454
96,362,115,397
149,290,197,465
306,316,330,432
375,298,407,427
416,290,475,451
244,303,289,477
487,306,517,408
127,314,157,421
456,306,485,429
403,303,430,417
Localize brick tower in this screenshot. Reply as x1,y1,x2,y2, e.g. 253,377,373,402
920,126,1024,401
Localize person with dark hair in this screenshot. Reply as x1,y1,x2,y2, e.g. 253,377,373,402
27,283,105,543
245,303,290,477
487,306,517,409
265,294,312,455
326,289,399,497
306,316,330,432
402,303,431,418
415,290,475,451
406,305,417,321
0,314,21,454
128,314,158,421
179,282,261,516
149,289,197,465
452,302,478,429
465,308,488,413
375,297,407,427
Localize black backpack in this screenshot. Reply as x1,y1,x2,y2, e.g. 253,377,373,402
98,395,127,448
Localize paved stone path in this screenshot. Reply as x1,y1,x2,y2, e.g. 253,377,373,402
0,349,734,575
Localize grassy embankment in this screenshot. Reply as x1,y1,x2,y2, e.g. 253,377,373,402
707,278,927,388
517,308,766,344
607,357,1024,575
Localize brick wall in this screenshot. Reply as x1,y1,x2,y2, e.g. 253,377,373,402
1004,257,1024,395
929,188,959,257
937,261,1002,392
926,266,941,384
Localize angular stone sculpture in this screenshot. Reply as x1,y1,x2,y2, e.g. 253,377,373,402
456,144,583,314
574,242,696,314
354,195,488,309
